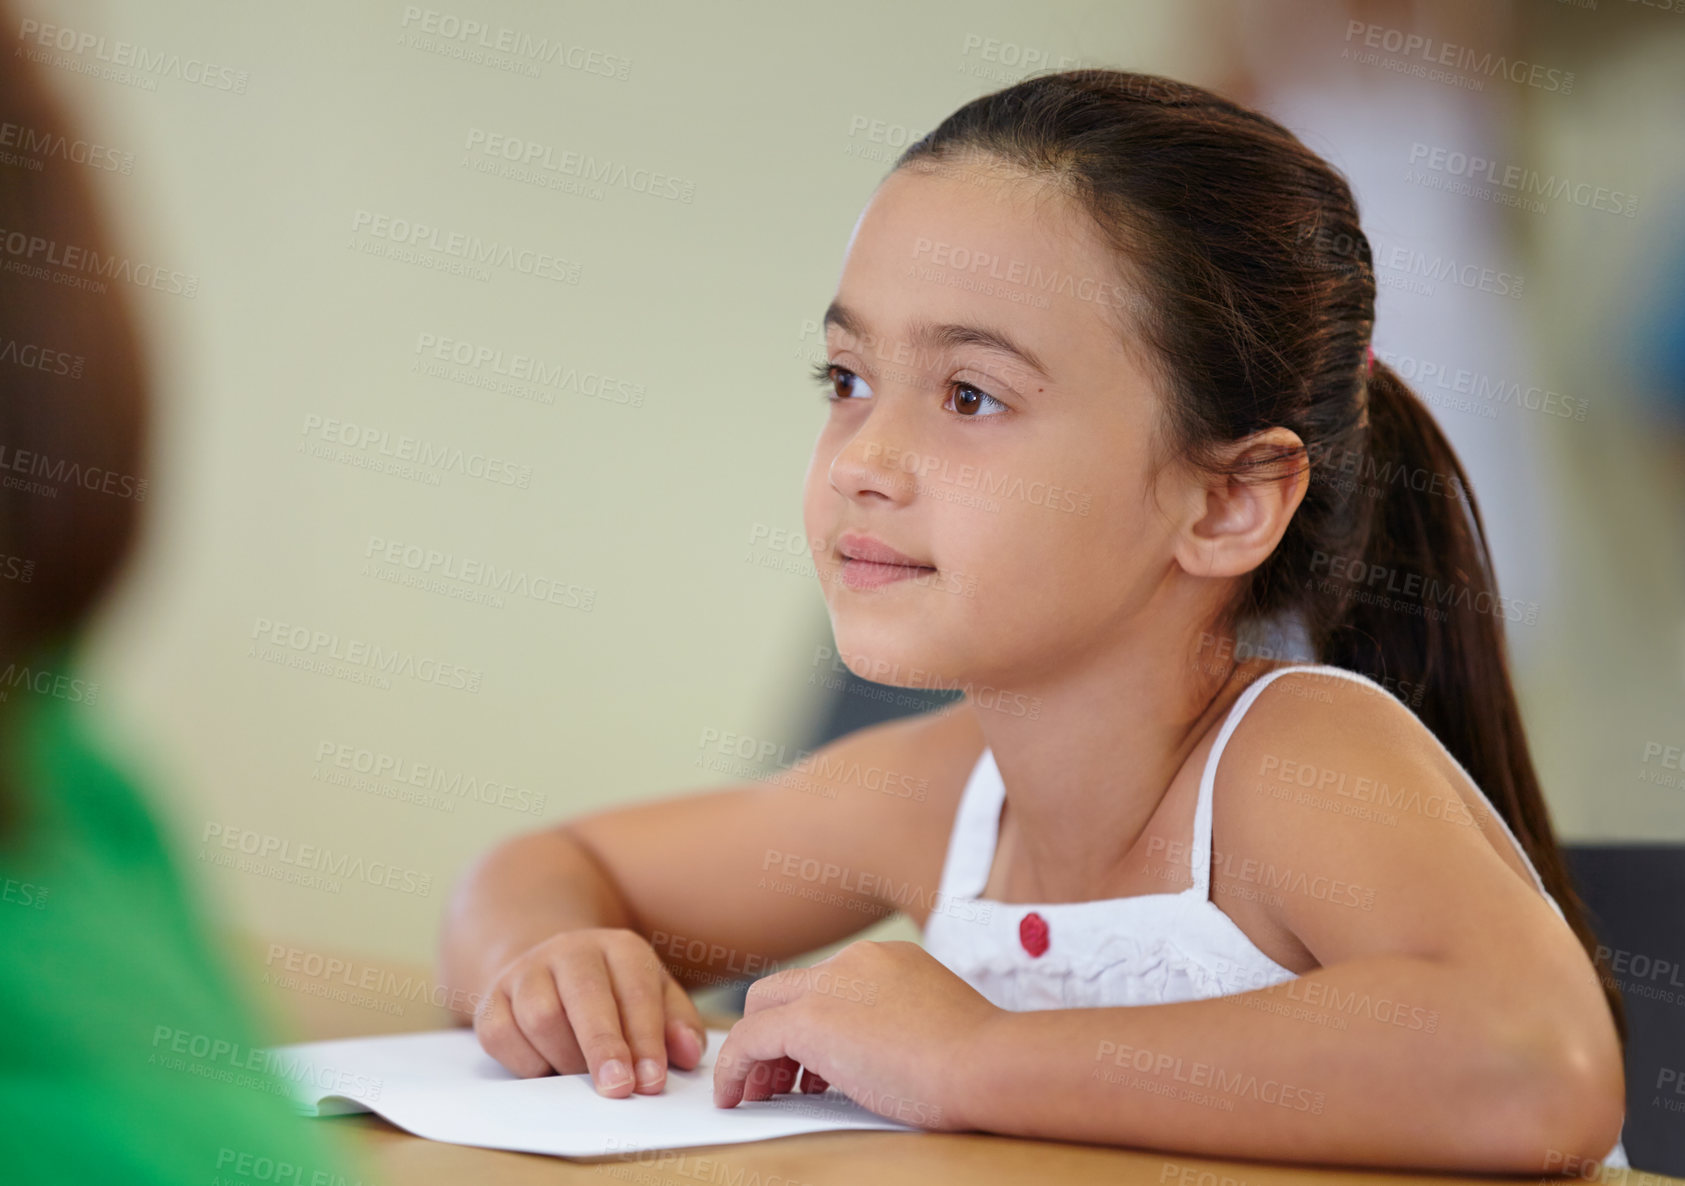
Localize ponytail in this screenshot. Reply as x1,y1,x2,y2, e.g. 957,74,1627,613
1326,362,1627,1046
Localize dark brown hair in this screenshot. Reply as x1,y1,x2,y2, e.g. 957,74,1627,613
892,69,1625,1044
0,5,151,834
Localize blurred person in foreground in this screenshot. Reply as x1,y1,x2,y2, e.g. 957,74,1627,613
0,10,365,1184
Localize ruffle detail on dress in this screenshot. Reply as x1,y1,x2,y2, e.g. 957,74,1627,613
933,931,1247,1007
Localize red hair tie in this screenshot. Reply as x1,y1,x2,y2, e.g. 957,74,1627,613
1365,344,1375,375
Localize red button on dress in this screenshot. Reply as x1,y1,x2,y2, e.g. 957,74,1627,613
1019,911,1049,957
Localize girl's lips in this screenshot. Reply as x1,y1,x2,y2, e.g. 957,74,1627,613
835,531,930,568
838,557,937,591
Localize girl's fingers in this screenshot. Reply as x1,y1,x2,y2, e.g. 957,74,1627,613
712,1008,803,1108
716,965,826,1104
743,1056,802,1101
509,965,585,1075
602,939,676,1094
475,932,711,1099
662,976,709,1070
799,1067,829,1093
552,948,638,1096
474,988,552,1079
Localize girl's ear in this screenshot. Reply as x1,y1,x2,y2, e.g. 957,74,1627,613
1172,427,1309,580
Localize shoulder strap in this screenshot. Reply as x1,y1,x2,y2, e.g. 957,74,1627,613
935,746,1005,902
1190,663,1343,898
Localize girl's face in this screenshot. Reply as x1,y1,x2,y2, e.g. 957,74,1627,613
802,160,1205,693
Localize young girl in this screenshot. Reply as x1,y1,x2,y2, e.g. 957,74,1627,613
438,69,1629,1173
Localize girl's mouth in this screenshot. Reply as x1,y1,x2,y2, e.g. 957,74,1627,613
838,557,938,591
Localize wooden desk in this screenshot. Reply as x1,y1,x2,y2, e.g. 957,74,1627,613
238,936,1681,1186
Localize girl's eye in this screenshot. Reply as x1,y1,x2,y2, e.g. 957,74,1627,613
946,382,1008,418
809,361,873,402
808,362,1008,418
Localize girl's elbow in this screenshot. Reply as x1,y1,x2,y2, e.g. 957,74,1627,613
1545,1034,1626,1169
1494,1019,1625,1172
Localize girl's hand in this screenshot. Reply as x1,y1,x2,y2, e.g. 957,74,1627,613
473,927,709,1096
711,939,998,1131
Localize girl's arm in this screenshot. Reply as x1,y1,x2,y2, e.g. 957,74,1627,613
953,677,1624,1173
437,699,976,1003
959,954,1615,1172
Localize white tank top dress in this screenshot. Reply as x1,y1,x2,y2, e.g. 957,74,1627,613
920,662,1629,1169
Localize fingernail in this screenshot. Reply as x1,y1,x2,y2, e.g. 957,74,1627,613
634,1058,663,1089
596,1058,632,1091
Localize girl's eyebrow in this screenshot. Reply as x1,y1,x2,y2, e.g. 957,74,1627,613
823,299,1053,382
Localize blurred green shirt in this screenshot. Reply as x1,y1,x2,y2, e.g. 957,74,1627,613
0,669,368,1185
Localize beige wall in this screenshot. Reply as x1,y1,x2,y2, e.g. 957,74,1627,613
33,0,1196,969
21,0,1681,980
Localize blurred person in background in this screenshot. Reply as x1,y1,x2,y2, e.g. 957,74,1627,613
0,6,364,1183
1208,0,1561,673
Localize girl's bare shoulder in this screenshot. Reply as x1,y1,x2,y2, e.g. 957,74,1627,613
1208,668,1557,967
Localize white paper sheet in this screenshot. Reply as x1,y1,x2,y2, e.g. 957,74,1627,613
266,1028,918,1157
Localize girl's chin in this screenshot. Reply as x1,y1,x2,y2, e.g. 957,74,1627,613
824,633,964,692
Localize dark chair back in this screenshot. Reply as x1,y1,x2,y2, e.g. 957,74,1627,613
1565,844,1685,1176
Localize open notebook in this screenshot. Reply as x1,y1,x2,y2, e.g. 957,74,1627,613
269,1027,918,1157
